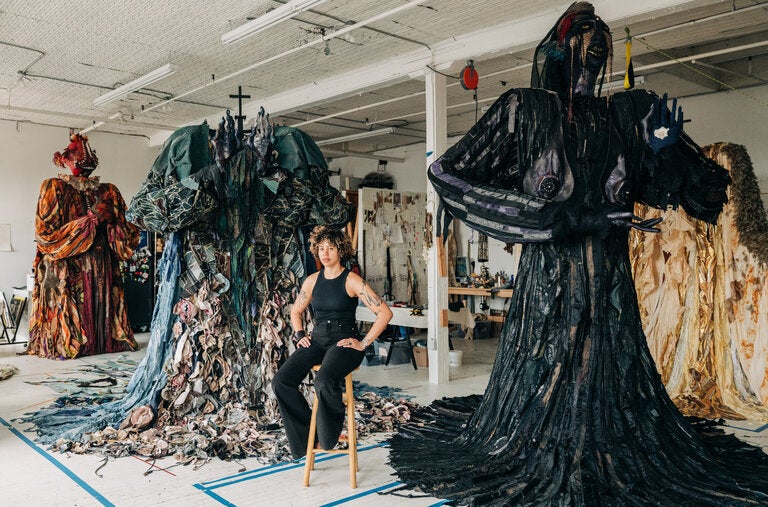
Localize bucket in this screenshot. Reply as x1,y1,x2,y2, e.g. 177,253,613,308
448,350,463,367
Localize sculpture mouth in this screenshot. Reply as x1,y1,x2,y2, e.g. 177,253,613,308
587,47,606,58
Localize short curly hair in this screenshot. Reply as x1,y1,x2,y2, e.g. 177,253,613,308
308,225,355,263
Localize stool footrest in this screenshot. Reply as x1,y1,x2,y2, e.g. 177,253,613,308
311,448,354,455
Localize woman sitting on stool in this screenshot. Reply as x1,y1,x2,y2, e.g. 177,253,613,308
273,225,393,459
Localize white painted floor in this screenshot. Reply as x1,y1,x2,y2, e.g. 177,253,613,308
1,331,767,507
0,330,497,507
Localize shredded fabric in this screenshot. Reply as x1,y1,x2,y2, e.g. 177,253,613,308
0,364,19,380
18,112,416,467
631,142,768,418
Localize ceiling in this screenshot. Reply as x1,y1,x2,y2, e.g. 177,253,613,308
2,0,768,157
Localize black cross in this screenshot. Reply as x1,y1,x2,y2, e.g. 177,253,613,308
229,85,251,133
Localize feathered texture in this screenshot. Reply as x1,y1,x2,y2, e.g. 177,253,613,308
540,40,566,61
705,142,768,266
53,133,99,176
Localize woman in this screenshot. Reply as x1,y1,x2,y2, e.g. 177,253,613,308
273,225,392,459
388,3,768,505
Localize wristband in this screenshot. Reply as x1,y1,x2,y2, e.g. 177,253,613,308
295,330,306,341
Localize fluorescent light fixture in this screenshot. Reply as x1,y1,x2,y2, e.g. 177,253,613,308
315,127,398,146
222,0,330,44
93,63,177,107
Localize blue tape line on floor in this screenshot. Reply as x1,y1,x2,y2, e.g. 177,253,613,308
200,442,387,490
725,422,768,433
193,483,238,507
0,417,115,507
318,480,403,507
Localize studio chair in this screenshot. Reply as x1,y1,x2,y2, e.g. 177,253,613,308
303,365,359,488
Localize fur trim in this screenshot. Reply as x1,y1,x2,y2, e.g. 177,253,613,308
705,142,768,266
58,173,101,192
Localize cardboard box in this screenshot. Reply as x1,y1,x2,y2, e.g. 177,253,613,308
413,346,429,367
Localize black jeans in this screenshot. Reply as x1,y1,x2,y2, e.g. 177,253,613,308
272,319,365,459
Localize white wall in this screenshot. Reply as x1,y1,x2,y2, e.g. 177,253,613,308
681,84,768,192
0,120,159,338
329,143,433,194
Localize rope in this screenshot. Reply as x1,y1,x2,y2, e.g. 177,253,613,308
633,36,768,110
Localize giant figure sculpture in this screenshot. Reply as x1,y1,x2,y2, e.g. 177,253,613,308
388,3,768,505
28,134,139,359
21,111,354,462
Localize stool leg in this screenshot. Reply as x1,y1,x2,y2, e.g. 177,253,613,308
345,375,358,488
303,393,320,486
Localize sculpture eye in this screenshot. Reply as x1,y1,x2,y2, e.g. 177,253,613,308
604,154,632,206
536,175,561,200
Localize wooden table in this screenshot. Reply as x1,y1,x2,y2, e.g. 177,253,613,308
355,305,472,367
447,286,513,298
447,286,513,322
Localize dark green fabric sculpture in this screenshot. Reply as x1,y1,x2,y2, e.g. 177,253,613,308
20,110,353,463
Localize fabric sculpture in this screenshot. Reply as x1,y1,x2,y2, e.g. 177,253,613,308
28,134,139,359
388,3,768,505
20,110,359,464
631,142,768,420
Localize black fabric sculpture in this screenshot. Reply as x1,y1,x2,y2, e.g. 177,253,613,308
387,3,768,505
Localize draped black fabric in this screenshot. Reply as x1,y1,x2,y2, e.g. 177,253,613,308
387,89,768,505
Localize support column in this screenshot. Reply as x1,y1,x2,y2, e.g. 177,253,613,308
424,67,449,384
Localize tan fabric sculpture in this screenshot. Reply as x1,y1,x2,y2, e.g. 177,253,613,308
631,142,768,419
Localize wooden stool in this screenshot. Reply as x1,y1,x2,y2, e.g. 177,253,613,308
303,365,359,488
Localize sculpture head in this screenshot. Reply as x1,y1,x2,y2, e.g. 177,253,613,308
53,133,99,176
531,2,612,99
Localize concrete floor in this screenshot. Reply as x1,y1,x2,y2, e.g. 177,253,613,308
0,330,499,506
1,331,766,506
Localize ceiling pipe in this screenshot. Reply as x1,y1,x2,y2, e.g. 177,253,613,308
627,39,768,74
691,59,768,84
3,105,178,131
362,39,768,130
288,3,768,129
141,1,428,116
81,0,429,134
292,91,426,128
322,149,405,163
1,40,45,77
272,0,432,50
635,2,768,40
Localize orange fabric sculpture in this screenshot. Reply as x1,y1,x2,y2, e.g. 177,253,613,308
28,134,140,359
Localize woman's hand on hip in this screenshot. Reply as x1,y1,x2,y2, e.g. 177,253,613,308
337,337,365,351
297,335,312,348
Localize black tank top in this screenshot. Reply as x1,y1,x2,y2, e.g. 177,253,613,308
311,268,358,321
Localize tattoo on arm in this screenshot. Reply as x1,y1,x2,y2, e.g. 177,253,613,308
359,282,382,308
297,289,308,305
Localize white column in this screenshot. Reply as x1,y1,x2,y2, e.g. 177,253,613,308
424,67,449,384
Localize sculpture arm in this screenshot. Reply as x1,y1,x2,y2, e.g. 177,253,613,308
34,178,98,260
101,183,140,260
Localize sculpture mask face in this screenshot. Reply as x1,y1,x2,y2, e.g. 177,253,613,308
52,134,99,176
560,13,611,96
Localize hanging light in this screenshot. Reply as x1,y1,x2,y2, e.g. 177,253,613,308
93,64,177,107
222,0,330,44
